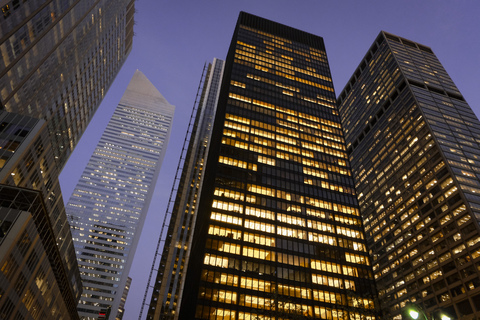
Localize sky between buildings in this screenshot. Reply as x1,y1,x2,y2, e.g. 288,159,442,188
59,1,480,319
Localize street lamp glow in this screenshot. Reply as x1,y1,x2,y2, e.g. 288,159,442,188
440,315,451,320
409,310,420,319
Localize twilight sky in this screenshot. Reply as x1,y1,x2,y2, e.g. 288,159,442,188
59,1,479,319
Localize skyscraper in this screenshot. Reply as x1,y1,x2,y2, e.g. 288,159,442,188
337,32,480,319
0,1,134,318
0,185,81,320
148,12,377,320
67,70,174,319
146,58,225,319
0,0,135,168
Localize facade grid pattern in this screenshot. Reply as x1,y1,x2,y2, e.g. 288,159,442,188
338,31,480,319
67,71,174,319
151,12,378,320
0,186,80,320
147,58,225,319
0,0,135,318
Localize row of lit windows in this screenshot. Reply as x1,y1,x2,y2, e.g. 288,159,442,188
208,215,367,257
236,50,294,73
312,273,355,290
224,103,343,144
214,187,245,201
226,98,340,130
240,76,337,116
210,185,358,216
300,95,337,111
245,206,275,220
211,211,242,225
200,254,366,302
223,118,348,171
234,53,299,80
243,74,299,94
212,200,244,214
311,260,358,277
195,277,374,317
236,48,331,85
200,270,352,304
195,307,375,320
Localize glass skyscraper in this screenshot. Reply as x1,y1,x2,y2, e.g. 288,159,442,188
147,12,377,320
0,0,135,168
67,70,174,319
338,32,480,319
0,0,134,318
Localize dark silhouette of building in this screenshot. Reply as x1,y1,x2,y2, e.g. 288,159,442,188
147,12,378,320
337,32,480,319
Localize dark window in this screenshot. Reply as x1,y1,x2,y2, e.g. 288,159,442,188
456,299,473,316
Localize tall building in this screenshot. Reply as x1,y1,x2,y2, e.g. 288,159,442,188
66,70,174,319
146,58,225,319
337,32,480,319
0,0,134,318
0,0,135,168
0,185,80,320
148,12,378,320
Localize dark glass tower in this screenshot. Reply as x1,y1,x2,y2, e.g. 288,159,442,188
145,58,225,320
148,12,378,320
0,0,135,168
0,0,134,318
338,32,480,319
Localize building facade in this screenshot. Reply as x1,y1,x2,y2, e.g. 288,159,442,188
148,12,378,320
0,1,135,318
337,32,480,319
147,58,225,319
66,70,174,319
0,109,83,319
0,185,80,320
0,0,135,168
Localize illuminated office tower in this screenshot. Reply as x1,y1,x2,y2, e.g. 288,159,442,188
337,32,480,319
67,70,174,319
148,12,377,320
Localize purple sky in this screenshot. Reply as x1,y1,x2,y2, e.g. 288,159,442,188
59,1,479,318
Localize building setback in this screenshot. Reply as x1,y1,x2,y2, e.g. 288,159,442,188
337,32,480,319
0,0,134,319
67,70,174,319
148,12,378,320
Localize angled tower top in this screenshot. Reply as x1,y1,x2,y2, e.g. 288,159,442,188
120,70,175,115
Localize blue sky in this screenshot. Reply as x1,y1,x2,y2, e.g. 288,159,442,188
59,1,479,318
